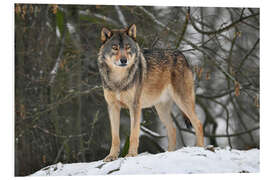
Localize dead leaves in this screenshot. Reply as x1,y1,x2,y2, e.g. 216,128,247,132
19,104,26,119
234,81,241,97
254,95,259,108
194,65,211,81
15,4,27,19
51,4,58,14
194,65,203,80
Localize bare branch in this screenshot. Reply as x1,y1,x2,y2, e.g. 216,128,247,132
238,38,259,71
173,124,259,138
189,11,259,35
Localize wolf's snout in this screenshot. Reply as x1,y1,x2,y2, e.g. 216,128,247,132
120,58,127,65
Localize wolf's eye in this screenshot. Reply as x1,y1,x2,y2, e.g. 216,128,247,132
112,45,118,50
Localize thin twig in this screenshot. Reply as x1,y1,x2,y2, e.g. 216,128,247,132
197,84,251,99
33,125,87,138
175,125,259,138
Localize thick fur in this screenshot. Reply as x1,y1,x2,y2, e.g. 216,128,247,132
98,24,204,162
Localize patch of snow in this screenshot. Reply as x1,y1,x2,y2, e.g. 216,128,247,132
196,87,204,95
46,21,53,31
31,147,259,176
67,23,75,34
56,27,60,38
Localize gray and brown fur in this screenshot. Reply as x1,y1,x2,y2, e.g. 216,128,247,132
98,24,204,162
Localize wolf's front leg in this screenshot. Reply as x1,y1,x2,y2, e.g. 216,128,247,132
104,103,121,162
126,104,141,157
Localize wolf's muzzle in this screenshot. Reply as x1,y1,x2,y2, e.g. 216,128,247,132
115,58,127,67
120,58,127,65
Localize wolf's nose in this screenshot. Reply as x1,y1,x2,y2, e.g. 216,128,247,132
120,58,127,64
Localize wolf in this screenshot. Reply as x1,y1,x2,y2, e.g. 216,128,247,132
97,24,204,162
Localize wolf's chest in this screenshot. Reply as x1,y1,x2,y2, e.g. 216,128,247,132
115,92,121,101
114,90,135,108
114,84,171,109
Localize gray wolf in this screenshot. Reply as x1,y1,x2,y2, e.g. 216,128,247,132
97,24,204,162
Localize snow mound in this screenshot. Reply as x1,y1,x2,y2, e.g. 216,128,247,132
31,147,259,176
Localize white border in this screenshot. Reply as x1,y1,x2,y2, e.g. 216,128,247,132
14,0,261,7
2,0,269,180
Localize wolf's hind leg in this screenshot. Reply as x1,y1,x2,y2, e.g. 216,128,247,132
171,75,204,147
155,100,176,151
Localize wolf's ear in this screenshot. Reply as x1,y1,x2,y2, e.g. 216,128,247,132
101,27,112,43
127,24,136,40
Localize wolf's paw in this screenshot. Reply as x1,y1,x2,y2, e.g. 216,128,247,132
125,152,138,158
103,154,118,162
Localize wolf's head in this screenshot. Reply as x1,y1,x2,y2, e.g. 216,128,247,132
98,24,147,91
98,24,138,68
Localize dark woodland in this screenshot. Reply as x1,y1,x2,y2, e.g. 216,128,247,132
14,4,259,176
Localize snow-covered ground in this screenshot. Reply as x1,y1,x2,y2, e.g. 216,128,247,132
31,147,259,176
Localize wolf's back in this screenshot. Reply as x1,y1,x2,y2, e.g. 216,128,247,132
142,49,193,128
142,49,190,69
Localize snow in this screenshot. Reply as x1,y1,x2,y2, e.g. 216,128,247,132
67,23,75,34
56,27,60,38
31,147,259,176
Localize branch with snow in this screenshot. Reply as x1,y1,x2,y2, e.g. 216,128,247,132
138,6,171,31
140,125,165,138
93,13,120,26
79,10,120,26
115,6,127,27
49,34,66,86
